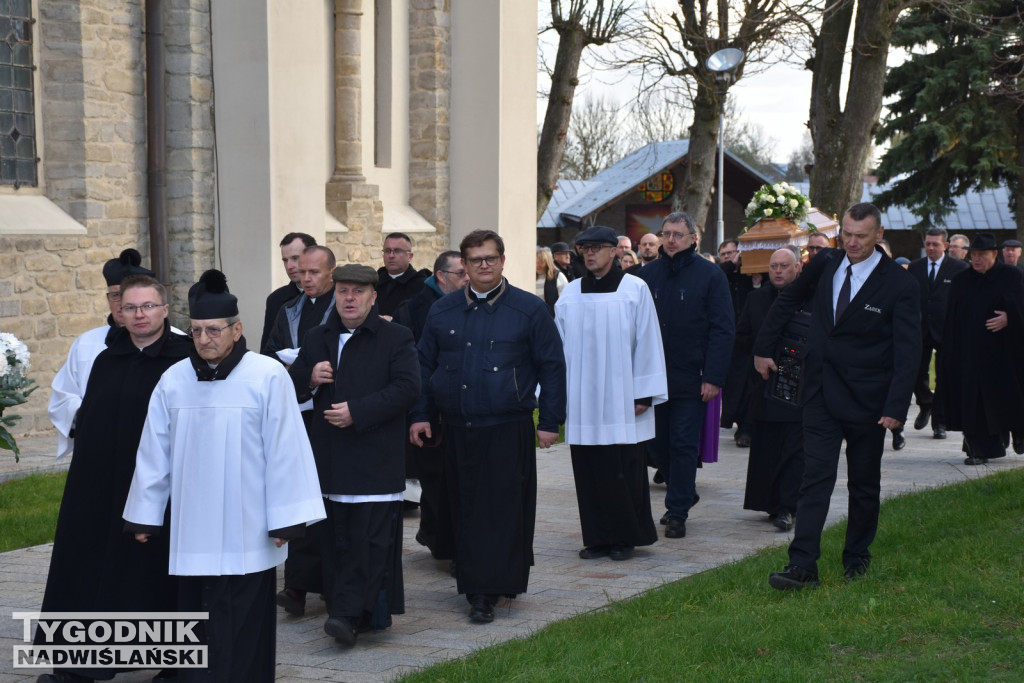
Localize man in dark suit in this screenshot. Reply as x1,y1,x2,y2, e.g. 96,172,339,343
261,232,316,353
754,203,921,589
906,228,968,440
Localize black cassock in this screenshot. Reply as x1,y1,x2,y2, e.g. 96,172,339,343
36,323,190,679
941,262,1024,456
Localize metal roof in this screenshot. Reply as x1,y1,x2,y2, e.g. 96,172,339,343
794,180,1014,232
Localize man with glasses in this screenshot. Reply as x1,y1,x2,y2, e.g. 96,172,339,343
124,269,325,682
410,230,566,624
555,225,665,562
48,249,155,461
805,232,831,262
393,251,470,560
948,234,970,261
37,274,191,683
637,213,735,541
376,232,429,318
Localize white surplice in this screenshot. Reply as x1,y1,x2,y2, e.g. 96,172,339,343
555,274,668,445
48,325,110,461
123,352,326,576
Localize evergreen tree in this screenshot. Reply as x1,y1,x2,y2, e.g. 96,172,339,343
873,1,1024,233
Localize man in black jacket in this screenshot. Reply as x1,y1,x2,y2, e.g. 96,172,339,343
376,232,429,317
260,232,316,352
290,264,420,646
906,227,968,439
755,203,920,589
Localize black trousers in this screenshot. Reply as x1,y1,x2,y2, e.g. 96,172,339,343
789,396,885,574
744,420,804,516
913,335,947,426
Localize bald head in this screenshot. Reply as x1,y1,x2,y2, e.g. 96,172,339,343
768,247,801,289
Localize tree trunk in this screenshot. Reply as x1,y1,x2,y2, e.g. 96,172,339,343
678,83,721,240
1017,105,1024,238
809,0,895,218
537,28,586,221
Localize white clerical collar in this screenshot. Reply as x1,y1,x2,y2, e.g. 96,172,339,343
390,272,402,280
470,284,501,299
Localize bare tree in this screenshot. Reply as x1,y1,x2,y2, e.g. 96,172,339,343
537,0,633,220
560,95,626,178
785,132,814,183
617,1,821,235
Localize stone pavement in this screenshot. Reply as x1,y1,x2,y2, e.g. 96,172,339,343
2,429,1021,682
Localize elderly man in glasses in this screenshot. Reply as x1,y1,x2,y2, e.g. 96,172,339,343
124,270,325,683
36,274,191,683
375,232,430,318
410,229,566,625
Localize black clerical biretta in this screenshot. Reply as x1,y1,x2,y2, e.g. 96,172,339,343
102,248,155,286
189,269,239,319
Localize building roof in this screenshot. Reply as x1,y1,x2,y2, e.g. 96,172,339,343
793,180,1014,232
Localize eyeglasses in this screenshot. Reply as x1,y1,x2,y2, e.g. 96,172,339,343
382,248,409,256
106,291,122,301
578,244,611,254
187,324,234,339
441,270,467,278
466,255,501,267
120,303,166,314
661,230,694,240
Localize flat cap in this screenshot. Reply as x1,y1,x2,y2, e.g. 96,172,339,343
332,263,379,286
1001,239,1022,249
575,225,618,246
550,242,572,254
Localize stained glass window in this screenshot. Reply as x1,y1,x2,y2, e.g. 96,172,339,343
0,0,38,188
637,171,674,203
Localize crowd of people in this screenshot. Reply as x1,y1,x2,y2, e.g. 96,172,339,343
34,207,1024,681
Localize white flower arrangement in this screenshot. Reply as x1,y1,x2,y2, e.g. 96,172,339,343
744,182,812,228
0,332,38,461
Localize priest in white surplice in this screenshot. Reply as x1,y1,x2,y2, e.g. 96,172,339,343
48,248,154,460
554,226,667,561
123,269,326,683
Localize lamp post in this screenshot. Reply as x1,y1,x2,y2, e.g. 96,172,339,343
706,47,745,251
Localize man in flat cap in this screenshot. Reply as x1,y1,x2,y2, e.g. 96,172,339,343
1001,239,1023,271
551,241,582,281
124,269,325,682
289,264,420,646
942,233,1024,463
48,248,154,460
555,225,665,562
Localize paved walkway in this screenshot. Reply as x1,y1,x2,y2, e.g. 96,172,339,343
2,429,1021,682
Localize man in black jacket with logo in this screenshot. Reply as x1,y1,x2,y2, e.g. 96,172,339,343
755,203,920,589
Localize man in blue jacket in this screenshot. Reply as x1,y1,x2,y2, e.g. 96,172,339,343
410,229,566,625
637,212,735,540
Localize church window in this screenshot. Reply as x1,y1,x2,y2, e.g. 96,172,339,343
0,0,38,188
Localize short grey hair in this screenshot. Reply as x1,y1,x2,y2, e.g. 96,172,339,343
661,211,696,235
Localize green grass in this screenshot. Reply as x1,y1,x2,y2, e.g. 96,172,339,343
402,469,1024,682
0,472,65,552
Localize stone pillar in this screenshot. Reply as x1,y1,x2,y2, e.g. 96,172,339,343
449,2,537,289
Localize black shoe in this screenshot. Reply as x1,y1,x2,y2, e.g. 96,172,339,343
468,597,495,624
964,456,988,466
772,510,794,532
659,495,699,525
664,517,686,539
652,469,665,484
768,564,820,590
844,563,869,581
735,433,751,448
892,429,906,451
578,545,611,560
933,426,947,439
609,545,635,561
276,588,306,616
324,616,357,646
913,406,932,430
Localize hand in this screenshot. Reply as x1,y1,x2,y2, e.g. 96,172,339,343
634,403,649,416
410,422,432,447
537,430,559,449
273,538,289,548
878,416,903,430
754,355,777,380
135,533,150,544
310,360,334,387
324,402,352,428
986,310,1008,332
700,382,720,402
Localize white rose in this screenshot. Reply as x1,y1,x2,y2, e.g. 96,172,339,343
0,354,8,377
773,184,784,194
777,196,786,204
804,200,811,208
789,198,799,209
764,208,773,216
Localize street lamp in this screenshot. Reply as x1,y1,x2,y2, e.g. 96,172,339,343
706,47,745,251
